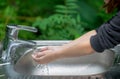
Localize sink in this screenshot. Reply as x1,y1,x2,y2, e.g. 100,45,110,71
32,41,115,76
2,40,115,79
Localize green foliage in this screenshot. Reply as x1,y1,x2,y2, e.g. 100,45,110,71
33,0,84,40
0,0,115,41
78,0,115,31
0,24,5,40
33,14,84,40
4,6,16,18
0,0,64,41
55,0,78,15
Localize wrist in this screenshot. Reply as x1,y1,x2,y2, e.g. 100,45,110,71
54,46,68,59
56,45,71,59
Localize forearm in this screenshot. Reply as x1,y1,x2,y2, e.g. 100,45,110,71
57,30,97,58
32,30,97,64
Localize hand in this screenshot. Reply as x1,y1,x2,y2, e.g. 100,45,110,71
32,46,62,64
32,30,96,64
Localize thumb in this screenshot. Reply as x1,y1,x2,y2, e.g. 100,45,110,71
40,47,49,52
32,52,45,58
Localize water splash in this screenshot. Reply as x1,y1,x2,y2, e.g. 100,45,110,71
33,64,49,75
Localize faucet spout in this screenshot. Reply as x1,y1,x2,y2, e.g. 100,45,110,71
7,24,37,40
3,40,36,62
0,24,37,66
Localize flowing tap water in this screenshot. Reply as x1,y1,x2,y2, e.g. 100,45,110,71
31,48,50,75
33,64,49,75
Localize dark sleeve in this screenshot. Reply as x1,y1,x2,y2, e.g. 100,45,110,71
90,11,120,52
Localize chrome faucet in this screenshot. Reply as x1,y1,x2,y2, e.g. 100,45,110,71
0,24,37,66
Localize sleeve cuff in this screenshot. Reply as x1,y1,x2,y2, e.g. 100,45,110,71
90,35,104,53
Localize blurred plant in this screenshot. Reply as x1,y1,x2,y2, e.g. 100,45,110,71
0,24,6,40
0,5,17,41
0,0,114,41
77,0,115,31
33,0,84,40
0,0,64,41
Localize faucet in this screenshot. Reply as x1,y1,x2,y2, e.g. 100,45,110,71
0,24,37,66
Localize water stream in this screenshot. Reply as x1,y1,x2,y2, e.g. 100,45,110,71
33,64,49,75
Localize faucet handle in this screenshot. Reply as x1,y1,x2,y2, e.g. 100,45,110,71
7,24,37,32
7,24,38,39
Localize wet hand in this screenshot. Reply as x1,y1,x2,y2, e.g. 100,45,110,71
31,46,62,64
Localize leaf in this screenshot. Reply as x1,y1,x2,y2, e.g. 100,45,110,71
67,6,78,9
55,9,77,14
66,0,77,3
55,5,67,10
32,17,42,27
66,3,78,8
4,6,16,18
71,18,76,26
76,14,81,23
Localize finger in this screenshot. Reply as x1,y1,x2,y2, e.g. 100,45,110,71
34,47,49,53
31,54,36,59
32,52,45,58
32,56,45,63
40,47,49,52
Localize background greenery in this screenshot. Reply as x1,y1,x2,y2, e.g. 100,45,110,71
0,0,115,41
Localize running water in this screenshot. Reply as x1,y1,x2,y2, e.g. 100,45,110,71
32,48,50,75
32,64,49,75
